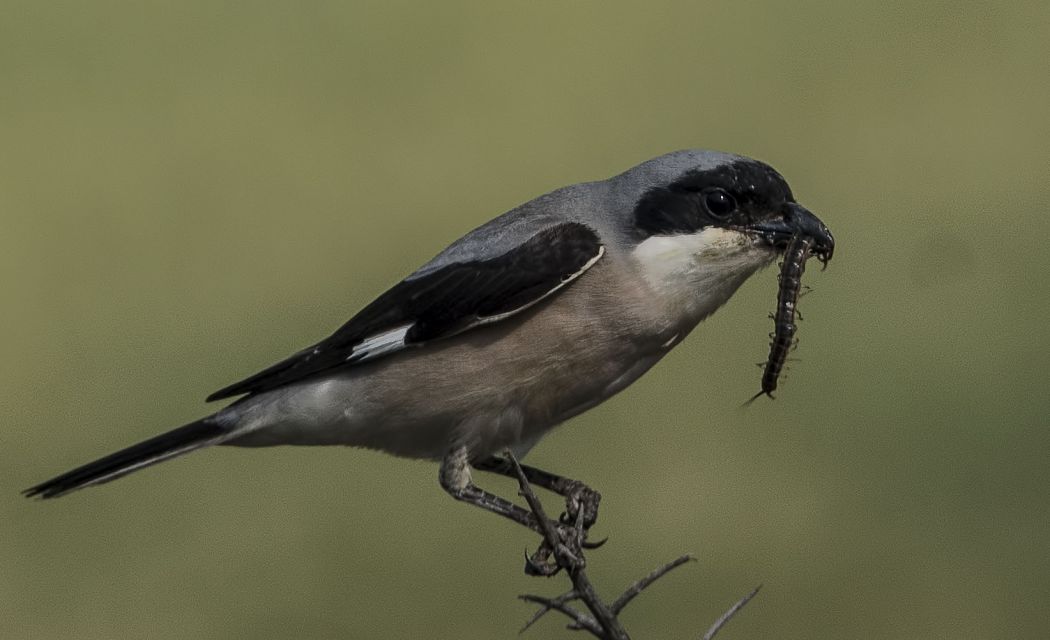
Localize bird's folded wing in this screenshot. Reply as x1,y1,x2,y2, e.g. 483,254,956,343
206,222,604,401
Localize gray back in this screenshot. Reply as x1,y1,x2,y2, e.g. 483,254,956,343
407,149,747,280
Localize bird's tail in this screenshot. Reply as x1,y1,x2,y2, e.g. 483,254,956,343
23,417,232,499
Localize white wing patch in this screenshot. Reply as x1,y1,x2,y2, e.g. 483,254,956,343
344,244,604,361
347,324,412,363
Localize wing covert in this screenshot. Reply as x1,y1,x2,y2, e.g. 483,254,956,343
206,222,604,401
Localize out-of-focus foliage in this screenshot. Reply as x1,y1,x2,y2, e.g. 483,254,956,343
4,2,1048,638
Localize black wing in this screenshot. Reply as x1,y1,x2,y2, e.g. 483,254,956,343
206,222,604,401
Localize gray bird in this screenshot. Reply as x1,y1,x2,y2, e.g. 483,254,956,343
25,150,834,533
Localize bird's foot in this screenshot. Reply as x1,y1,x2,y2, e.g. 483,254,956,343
559,480,601,531
524,483,606,577
524,519,589,577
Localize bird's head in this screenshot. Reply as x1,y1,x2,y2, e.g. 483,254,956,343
615,150,834,322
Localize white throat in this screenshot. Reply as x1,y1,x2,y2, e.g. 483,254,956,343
632,227,775,324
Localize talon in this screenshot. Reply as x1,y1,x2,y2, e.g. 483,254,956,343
523,548,551,576
524,545,561,577
581,536,608,549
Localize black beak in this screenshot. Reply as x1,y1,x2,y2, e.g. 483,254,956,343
751,203,835,264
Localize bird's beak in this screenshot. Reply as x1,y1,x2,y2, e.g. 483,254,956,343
749,203,835,264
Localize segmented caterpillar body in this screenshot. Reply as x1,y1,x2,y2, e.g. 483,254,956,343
751,235,812,401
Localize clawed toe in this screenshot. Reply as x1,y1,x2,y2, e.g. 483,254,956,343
581,536,608,550
524,546,561,576
523,520,590,576
561,482,601,530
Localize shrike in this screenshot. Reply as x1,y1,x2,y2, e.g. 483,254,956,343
25,150,834,532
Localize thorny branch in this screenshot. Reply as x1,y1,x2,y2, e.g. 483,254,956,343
503,451,759,639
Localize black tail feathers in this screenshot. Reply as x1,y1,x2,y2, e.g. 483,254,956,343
23,418,229,499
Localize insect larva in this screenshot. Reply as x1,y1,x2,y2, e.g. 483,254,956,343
749,235,813,402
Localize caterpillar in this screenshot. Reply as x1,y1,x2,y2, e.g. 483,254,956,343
750,235,814,402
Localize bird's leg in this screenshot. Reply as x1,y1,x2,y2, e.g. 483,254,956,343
474,455,601,533
475,455,604,575
439,446,542,535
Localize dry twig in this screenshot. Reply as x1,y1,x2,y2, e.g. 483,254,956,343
502,451,759,639
701,585,763,640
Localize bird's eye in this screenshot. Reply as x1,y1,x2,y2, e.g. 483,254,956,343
703,189,736,217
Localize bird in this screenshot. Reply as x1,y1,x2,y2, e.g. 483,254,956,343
24,149,834,535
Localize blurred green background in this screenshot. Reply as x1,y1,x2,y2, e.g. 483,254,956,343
4,1,1049,638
